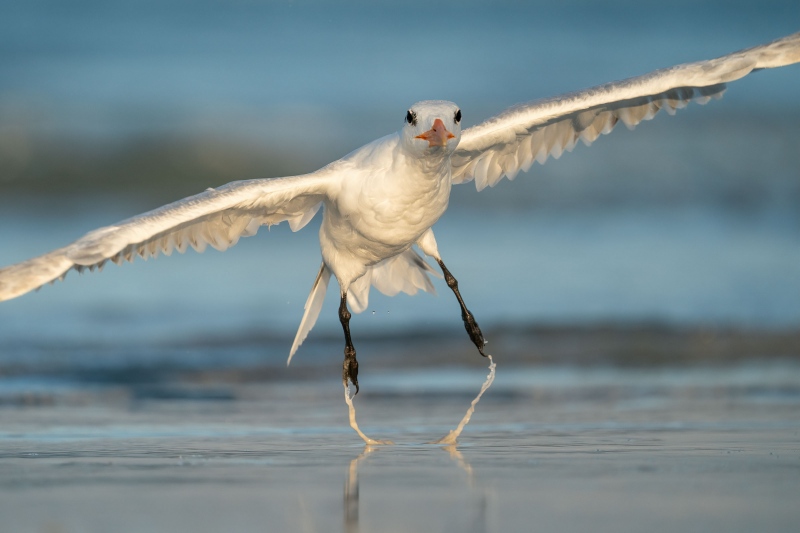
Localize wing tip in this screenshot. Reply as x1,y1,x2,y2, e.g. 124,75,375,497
0,249,75,302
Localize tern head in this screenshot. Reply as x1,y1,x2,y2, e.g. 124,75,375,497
401,100,462,157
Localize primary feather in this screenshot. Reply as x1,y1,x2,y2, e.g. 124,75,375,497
0,174,328,301
452,31,800,189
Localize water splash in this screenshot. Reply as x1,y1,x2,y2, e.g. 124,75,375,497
435,355,496,445
344,384,393,445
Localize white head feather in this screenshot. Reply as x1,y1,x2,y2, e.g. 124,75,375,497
400,100,462,157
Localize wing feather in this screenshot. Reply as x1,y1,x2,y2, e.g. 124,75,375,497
453,32,800,189
0,172,331,301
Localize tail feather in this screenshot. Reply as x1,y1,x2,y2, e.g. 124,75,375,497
287,262,331,365
346,247,439,313
287,248,438,363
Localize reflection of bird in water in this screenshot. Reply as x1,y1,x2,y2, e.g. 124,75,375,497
1,33,798,408
344,444,488,533
344,446,371,533
343,356,496,529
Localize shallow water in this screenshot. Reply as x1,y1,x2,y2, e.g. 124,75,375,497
2,200,799,533
1,4,799,531
1,362,799,533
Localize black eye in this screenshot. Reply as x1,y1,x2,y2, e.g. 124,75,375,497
406,110,417,126
454,109,462,123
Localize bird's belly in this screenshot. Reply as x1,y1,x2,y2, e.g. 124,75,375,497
360,207,439,247
322,184,449,266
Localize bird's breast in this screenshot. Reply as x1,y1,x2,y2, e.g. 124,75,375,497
327,161,452,257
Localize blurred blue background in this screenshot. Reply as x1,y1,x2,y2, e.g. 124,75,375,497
0,0,798,360
2,7,799,531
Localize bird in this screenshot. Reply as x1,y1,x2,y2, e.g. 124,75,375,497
1,32,799,394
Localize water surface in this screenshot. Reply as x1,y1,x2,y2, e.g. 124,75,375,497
1,362,799,533
1,3,799,531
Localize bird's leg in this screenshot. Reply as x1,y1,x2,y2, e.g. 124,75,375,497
437,259,487,357
339,293,359,394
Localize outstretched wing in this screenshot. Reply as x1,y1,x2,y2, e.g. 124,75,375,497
452,32,800,190
0,172,331,301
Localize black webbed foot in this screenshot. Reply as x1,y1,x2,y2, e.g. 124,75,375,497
339,293,360,394
343,345,359,394
462,309,487,357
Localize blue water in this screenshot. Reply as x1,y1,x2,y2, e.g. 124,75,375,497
1,205,799,348
1,2,799,355
1,0,798,146
1,8,800,532
1,359,799,533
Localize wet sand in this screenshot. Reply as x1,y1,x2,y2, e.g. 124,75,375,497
1,358,798,533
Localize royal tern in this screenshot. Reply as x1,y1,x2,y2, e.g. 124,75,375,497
1,32,799,393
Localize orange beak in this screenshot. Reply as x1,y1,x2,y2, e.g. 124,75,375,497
415,118,455,147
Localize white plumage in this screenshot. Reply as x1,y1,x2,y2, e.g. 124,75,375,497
1,32,799,384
